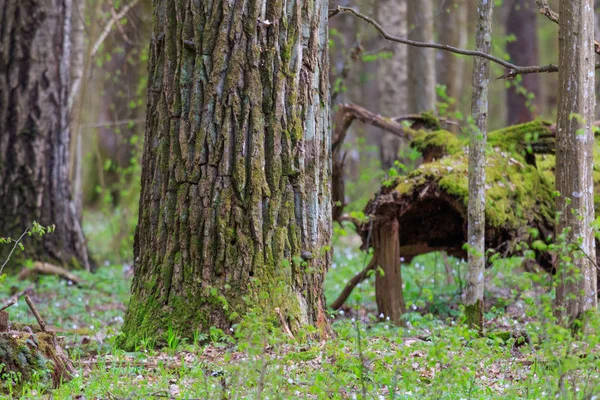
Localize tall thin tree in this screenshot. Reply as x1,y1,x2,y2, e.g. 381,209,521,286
119,0,331,349
377,0,407,170
465,0,493,331
407,0,436,113
505,0,541,124
554,0,597,324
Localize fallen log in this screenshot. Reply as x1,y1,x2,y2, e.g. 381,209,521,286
18,261,84,285
333,120,600,313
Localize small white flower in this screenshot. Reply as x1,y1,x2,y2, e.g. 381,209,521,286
379,313,384,318
339,310,345,315
386,316,390,321
384,325,389,329
230,327,234,332
351,318,356,323
287,378,293,384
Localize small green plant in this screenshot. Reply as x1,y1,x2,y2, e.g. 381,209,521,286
166,326,182,350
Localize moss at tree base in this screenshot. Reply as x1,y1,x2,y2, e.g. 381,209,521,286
464,300,484,335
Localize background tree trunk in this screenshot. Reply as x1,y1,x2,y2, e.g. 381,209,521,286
505,0,541,124
437,0,468,112
465,0,493,332
119,0,331,349
377,0,407,170
0,0,90,271
407,0,436,113
554,0,597,323
68,0,88,221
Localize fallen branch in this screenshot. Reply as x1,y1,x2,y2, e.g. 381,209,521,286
330,257,377,310
18,261,83,285
333,6,600,80
24,294,47,332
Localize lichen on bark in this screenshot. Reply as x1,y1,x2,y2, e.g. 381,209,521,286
120,0,331,349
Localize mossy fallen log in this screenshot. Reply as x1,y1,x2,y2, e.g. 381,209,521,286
360,120,600,272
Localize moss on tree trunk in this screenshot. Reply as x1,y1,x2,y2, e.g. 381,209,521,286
119,0,331,349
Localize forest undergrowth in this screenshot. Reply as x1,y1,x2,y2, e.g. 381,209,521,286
4,228,600,399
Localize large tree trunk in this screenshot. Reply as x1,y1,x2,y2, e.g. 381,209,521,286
119,0,331,349
377,0,407,170
554,0,597,324
0,0,90,271
505,0,541,124
407,0,436,114
465,0,493,332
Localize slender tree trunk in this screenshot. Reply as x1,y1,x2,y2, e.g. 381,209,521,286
465,0,493,332
407,0,436,113
505,0,541,124
377,0,407,170
554,0,597,324
119,0,331,349
437,0,468,110
69,0,86,219
0,0,90,271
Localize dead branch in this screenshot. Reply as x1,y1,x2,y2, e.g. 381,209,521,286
331,103,455,222
275,307,295,340
330,257,377,310
18,262,83,285
0,300,16,312
535,0,600,54
333,6,600,80
535,0,558,24
332,104,412,222
24,294,47,332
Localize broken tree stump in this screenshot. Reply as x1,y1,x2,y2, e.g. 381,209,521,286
0,296,73,392
373,219,405,324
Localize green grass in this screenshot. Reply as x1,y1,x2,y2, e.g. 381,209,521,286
4,235,600,399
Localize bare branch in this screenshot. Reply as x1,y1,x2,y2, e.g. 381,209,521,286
535,0,558,24
535,0,600,55
334,6,600,80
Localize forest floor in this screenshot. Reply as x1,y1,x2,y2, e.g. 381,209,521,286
3,233,600,399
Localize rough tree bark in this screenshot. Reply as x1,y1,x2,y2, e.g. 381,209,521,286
407,0,436,113
437,0,468,110
506,0,541,124
554,0,597,324
0,0,90,271
465,0,493,332
377,0,407,170
119,0,331,349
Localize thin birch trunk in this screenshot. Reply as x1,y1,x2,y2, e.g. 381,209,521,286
465,0,493,332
